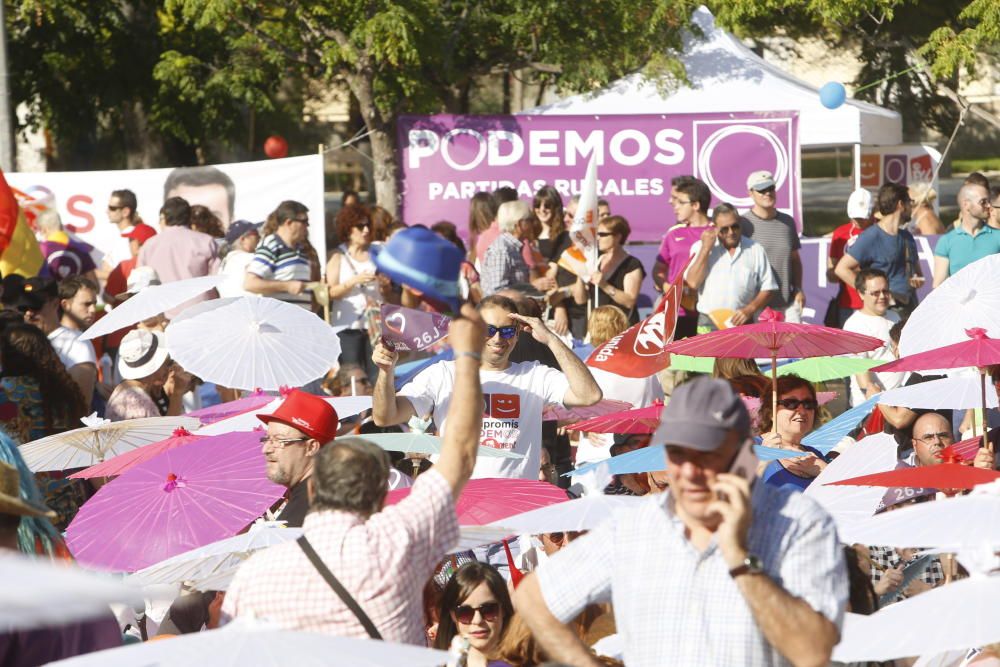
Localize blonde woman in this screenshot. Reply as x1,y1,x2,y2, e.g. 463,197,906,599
908,183,944,235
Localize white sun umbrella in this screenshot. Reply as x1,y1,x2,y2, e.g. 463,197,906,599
18,413,201,472
878,376,1000,410
832,575,1000,663
455,494,646,550
48,621,449,667
197,396,372,436
80,275,225,341
804,432,898,540
128,520,302,591
165,296,342,391
899,254,1000,358
0,552,141,631
845,479,1000,550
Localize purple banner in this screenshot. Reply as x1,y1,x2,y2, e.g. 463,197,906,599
398,113,801,242
380,304,451,352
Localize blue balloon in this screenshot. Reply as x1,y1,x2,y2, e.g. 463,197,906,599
819,81,847,109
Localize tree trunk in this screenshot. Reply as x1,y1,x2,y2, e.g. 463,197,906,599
348,70,399,218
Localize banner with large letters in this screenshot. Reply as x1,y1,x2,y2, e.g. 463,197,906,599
398,112,801,241
7,155,325,268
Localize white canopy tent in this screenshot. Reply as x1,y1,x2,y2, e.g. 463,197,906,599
522,6,902,148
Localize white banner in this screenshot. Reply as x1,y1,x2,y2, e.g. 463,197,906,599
857,144,941,213
8,154,326,269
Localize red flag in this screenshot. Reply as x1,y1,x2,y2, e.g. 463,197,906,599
585,256,690,378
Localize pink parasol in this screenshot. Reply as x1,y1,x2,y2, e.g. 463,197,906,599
663,308,884,431
565,401,665,434
70,428,204,479
827,462,1000,491
542,399,633,423
385,478,567,526
185,391,274,425
65,431,284,572
872,328,1000,449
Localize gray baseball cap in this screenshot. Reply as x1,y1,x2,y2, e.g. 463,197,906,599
651,378,750,452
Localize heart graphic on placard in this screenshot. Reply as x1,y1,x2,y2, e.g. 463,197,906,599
384,311,406,335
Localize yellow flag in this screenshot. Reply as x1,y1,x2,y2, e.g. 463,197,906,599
0,211,43,276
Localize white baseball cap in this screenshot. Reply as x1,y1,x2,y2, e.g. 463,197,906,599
746,171,776,191
846,188,874,219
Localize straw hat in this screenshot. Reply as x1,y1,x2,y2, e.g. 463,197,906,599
0,461,56,519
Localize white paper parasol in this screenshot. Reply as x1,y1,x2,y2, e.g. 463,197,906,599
899,254,1000,357
81,275,225,341
127,520,303,591
18,413,201,472
47,621,449,666
833,576,1000,663
0,552,142,631
165,296,342,391
878,376,1000,410
805,432,898,539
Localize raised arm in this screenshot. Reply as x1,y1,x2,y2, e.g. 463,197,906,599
510,313,602,407
684,239,712,290
431,305,486,497
371,342,418,427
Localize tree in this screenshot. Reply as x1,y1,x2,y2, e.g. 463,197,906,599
168,0,700,215
708,0,999,140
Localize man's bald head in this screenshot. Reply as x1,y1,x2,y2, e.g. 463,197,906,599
959,183,992,224
911,412,954,467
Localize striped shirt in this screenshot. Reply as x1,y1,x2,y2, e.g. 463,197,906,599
247,234,311,305
740,210,800,308
537,481,847,667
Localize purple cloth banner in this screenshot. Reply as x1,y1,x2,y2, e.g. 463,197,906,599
380,304,451,352
399,113,801,242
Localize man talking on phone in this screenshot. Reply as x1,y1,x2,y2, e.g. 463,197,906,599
515,378,847,667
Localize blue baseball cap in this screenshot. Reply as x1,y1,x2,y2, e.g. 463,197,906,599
371,226,464,311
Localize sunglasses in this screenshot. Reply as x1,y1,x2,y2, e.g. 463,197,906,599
107,205,123,211
717,224,740,234
596,231,614,238
754,186,776,195
355,221,371,229
486,324,518,339
545,531,582,544
777,398,818,411
453,602,500,624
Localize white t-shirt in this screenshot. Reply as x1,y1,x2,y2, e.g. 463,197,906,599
48,325,97,371
842,310,906,405
218,249,256,298
399,360,570,479
575,368,663,466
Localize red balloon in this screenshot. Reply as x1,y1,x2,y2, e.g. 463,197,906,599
264,135,288,159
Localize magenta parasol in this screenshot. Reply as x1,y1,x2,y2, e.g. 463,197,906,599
70,428,203,480
65,431,284,572
663,308,884,431
185,392,275,425
566,401,665,434
385,478,568,526
872,328,1000,450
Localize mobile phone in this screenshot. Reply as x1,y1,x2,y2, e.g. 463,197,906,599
717,439,758,500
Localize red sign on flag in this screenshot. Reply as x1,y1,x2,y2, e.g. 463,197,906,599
585,258,688,378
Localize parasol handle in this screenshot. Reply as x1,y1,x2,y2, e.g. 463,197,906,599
770,352,778,434
982,371,993,453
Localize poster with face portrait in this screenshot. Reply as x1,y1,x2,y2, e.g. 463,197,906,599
7,155,325,269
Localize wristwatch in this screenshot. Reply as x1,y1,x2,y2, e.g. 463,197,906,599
728,554,764,578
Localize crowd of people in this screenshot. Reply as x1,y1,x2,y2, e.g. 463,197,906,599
1,165,1000,667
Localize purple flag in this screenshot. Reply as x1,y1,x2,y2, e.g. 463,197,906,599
380,304,451,352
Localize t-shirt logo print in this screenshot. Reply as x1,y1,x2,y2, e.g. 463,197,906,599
483,393,521,418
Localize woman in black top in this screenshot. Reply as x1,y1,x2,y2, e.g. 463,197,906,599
571,215,646,326
533,186,581,337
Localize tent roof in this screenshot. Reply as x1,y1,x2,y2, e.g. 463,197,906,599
522,6,902,148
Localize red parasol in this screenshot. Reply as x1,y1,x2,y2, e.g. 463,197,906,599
385,478,567,526
663,308,884,431
565,401,664,434
826,462,1000,491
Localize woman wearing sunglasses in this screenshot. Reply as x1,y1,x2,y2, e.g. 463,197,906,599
758,375,829,491
434,562,513,667
571,216,645,327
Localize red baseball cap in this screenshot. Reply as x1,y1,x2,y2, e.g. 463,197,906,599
256,390,340,444
122,223,158,245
